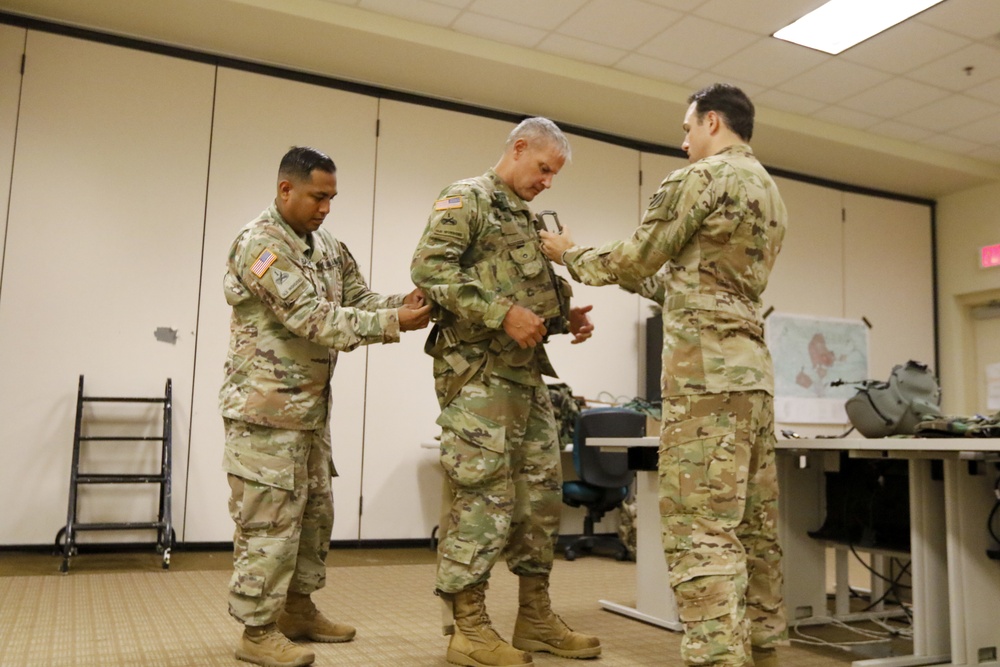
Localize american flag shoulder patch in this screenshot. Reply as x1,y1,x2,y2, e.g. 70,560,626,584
434,195,463,211
250,249,278,278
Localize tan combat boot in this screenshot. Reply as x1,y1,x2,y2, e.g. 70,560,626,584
447,582,534,667
235,623,315,667
277,592,357,643
511,575,601,659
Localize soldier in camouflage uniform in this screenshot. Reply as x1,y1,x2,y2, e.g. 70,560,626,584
219,146,431,667
411,118,600,667
541,85,788,667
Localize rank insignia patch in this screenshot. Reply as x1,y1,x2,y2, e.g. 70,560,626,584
434,195,463,211
251,249,278,278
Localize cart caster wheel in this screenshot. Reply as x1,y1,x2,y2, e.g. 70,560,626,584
564,549,576,561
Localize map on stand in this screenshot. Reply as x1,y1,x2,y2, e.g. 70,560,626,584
766,313,869,424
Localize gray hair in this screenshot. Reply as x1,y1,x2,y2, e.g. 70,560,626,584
505,117,572,161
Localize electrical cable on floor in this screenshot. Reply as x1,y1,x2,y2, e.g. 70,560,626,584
790,616,899,650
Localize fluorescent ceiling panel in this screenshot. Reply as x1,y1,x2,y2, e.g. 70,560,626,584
773,0,946,55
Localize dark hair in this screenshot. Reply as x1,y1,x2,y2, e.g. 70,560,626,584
278,146,336,182
688,83,754,142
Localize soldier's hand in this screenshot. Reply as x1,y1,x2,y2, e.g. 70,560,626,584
403,287,426,308
399,303,432,331
503,305,546,349
539,223,575,265
569,304,594,344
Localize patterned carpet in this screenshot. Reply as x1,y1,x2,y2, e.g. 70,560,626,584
0,548,898,666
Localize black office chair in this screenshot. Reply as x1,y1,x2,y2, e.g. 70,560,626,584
562,407,645,561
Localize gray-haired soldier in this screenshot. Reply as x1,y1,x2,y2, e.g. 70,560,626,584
220,146,431,667
411,118,599,667
541,84,788,667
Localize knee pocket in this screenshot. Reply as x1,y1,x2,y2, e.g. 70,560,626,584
437,404,507,487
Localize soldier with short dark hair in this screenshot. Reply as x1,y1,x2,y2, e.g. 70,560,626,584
411,118,599,667
541,84,789,667
220,146,431,667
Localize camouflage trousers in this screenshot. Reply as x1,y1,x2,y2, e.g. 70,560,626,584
433,366,563,594
223,418,336,626
658,391,786,667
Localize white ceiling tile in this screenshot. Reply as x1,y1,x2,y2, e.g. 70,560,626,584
358,0,460,26
694,0,823,35
754,89,826,116
919,132,984,156
965,76,1000,105
776,59,892,104
642,0,705,11
916,0,1000,40
868,120,934,143
947,112,1000,144
536,33,626,67
710,38,828,88
839,77,949,118
614,53,699,84
428,0,474,7
907,43,1000,92
451,12,548,47
467,0,586,31
968,144,1000,163
812,106,881,130
839,21,969,75
638,15,759,69
557,0,683,50
898,94,997,132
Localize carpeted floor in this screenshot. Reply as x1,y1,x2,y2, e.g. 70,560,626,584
0,547,911,666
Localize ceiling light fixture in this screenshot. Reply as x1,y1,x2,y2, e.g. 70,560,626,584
773,0,946,55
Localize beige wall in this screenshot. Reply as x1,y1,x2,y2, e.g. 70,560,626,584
0,26,939,546
936,183,1000,414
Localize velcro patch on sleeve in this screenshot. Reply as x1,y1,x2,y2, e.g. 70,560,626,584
250,249,278,278
269,267,302,299
434,195,463,211
430,227,465,241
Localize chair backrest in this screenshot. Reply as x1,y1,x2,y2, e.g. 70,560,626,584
573,407,645,488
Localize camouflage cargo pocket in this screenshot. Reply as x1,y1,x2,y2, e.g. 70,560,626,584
436,404,506,488
440,534,479,566
659,414,739,520
675,576,736,622
223,444,295,491
229,570,266,598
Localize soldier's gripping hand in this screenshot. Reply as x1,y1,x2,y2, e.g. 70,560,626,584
403,287,427,308
399,302,432,331
503,304,546,349
569,304,594,345
539,223,576,265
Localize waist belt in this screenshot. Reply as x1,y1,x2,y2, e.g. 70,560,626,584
663,293,760,322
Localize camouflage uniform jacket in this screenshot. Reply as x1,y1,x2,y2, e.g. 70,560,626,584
563,144,786,397
411,170,571,387
220,203,404,429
